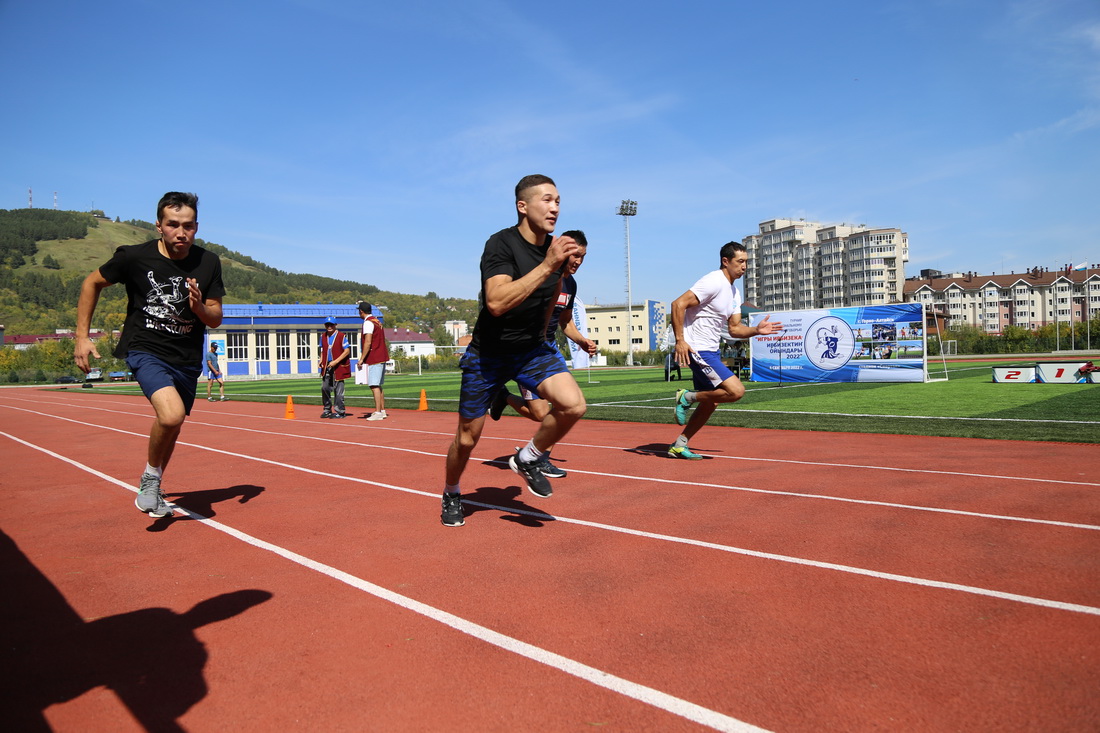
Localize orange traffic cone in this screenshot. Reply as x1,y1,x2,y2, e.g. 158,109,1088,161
284,395,296,419
417,389,428,411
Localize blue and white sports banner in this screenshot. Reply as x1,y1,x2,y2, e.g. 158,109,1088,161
569,297,591,369
749,303,926,383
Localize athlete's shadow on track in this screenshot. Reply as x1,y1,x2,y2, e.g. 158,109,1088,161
0,530,272,732
147,484,266,532
468,456,558,527
625,443,716,459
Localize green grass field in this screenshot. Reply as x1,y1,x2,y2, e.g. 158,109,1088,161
83,359,1100,443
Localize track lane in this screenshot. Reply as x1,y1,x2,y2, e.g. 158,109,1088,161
2,387,1099,731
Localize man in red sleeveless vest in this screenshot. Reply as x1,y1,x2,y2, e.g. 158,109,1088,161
319,316,351,418
356,301,391,420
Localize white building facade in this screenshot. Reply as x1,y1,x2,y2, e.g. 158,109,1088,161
742,219,909,310
904,267,1100,332
207,304,434,378
584,300,666,353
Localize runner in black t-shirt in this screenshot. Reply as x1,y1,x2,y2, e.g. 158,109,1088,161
488,230,597,479
440,175,586,527
75,192,225,519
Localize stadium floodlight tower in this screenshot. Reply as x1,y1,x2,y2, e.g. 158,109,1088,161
617,199,638,365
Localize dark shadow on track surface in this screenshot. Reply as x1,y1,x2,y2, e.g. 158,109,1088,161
0,530,272,733
624,442,716,459
463,484,556,528
146,484,266,531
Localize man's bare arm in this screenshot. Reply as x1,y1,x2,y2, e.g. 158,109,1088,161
74,270,112,373
484,235,578,317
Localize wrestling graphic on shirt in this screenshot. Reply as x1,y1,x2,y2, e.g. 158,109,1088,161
143,270,195,335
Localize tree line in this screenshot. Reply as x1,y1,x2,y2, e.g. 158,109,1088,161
0,209,95,267
0,212,478,340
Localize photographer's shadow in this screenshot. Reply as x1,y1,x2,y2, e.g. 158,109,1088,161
2,530,272,732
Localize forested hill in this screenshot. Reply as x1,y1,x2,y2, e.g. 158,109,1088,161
0,208,477,341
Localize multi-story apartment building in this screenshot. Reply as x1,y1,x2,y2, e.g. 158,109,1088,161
584,300,666,354
742,219,909,310
903,266,1100,332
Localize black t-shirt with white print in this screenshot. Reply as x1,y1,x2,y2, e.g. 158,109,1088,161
99,239,226,366
471,226,566,354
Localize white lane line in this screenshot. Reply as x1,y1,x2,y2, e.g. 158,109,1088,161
587,402,1100,425
22,392,1100,489
0,430,767,733
3,415,1100,618
5,400,1098,531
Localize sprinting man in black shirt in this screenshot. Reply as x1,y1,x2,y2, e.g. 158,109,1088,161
440,175,586,526
75,192,225,518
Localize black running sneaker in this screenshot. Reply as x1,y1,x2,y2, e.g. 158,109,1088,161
489,387,510,421
440,493,464,527
538,455,567,478
509,450,553,498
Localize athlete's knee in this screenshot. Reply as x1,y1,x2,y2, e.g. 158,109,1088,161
451,420,482,453
718,382,745,402
557,395,587,421
529,400,551,421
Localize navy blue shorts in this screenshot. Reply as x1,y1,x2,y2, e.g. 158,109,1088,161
126,351,203,416
689,350,735,392
459,343,568,419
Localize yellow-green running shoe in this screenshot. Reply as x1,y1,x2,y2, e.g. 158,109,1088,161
668,445,703,460
674,389,693,425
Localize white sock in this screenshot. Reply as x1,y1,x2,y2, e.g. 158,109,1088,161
518,440,541,464
673,435,689,449
444,484,460,495
144,463,162,478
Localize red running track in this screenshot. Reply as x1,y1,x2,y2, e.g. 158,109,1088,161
1,386,1098,732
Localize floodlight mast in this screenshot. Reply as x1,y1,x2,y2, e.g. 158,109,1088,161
617,200,638,365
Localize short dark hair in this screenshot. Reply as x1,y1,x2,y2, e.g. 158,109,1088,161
720,241,747,261
157,192,199,221
561,230,587,247
515,174,556,202
357,301,373,314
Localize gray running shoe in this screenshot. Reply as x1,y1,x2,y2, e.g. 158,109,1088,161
135,473,172,517
440,493,464,527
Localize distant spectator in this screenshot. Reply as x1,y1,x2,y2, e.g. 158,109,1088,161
356,301,391,421
319,316,350,418
205,342,226,401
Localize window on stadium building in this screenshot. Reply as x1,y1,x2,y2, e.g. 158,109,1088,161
297,332,310,360
256,332,269,361
227,332,248,360
276,332,290,361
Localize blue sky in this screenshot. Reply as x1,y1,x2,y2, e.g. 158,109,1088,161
2,0,1098,306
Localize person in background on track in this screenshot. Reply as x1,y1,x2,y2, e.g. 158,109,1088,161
319,316,350,419
355,301,390,421
205,341,227,402
487,229,596,479
440,174,586,527
667,241,782,459
74,192,225,518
